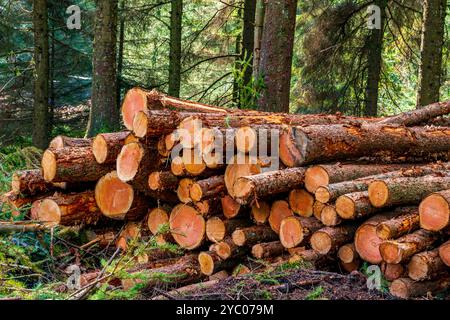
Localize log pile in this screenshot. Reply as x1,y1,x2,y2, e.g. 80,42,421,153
2,88,449,299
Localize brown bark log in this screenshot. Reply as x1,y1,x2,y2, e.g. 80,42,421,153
92,131,131,164
380,263,405,281
438,240,450,267
211,237,248,260
177,178,194,203
42,147,115,182
376,207,420,239
269,200,294,234
49,136,91,150
190,175,225,202
408,248,447,281
288,249,331,268
198,251,241,276
193,197,222,218
279,216,323,249
313,201,325,220
368,175,450,208
305,163,410,194
320,205,342,226
2,191,49,217
224,156,261,198
338,243,359,264
390,277,450,299
148,171,179,191
315,163,450,204
336,191,379,220
35,191,102,226
310,225,358,255
169,204,205,250
231,225,278,247
11,169,65,196
205,217,251,243
251,241,285,259
221,195,244,219
379,229,440,264
251,201,271,224
287,189,314,217
279,124,450,167
354,210,409,264
95,171,149,221
380,100,450,126
419,189,450,231
233,168,306,205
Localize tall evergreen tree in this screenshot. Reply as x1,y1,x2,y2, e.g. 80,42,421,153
168,0,183,97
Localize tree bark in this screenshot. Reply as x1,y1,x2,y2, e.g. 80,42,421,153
12,169,61,196
231,225,278,247
279,216,323,249
364,0,387,116
390,277,450,299
169,0,182,97
408,248,447,281
416,0,447,107
32,0,50,150
241,0,256,87
190,175,225,202
310,225,358,255
92,131,131,164
251,241,285,259
49,136,91,150
336,191,379,220
375,207,420,239
379,100,450,126
280,124,450,167
86,0,119,137
253,0,265,78
233,168,306,205
257,0,298,112
439,240,450,267
368,175,450,208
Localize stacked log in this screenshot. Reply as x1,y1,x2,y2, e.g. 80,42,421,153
2,89,449,299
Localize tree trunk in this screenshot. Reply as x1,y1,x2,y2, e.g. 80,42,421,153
12,169,61,196
419,189,450,231
379,229,439,264
253,0,265,78
252,241,285,259
169,0,182,97
379,100,450,126
364,0,387,116
280,124,450,167
310,225,358,255
92,131,132,164
190,175,225,202
408,248,447,281
41,147,115,182
416,0,447,107
148,171,179,191
368,175,450,208
117,0,125,107
241,0,256,87
86,0,119,137
231,225,278,247
32,0,50,150
205,217,251,243
233,168,306,205
279,216,323,249
257,0,298,112
49,136,92,150
1,191,50,217
390,277,450,299
375,207,420,239
336,191,379,220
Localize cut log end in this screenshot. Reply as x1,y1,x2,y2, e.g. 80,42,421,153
189,184,203,202
206,217,225,243
315,186,331,204
182,150,206,176
92,135,108,164
132,111,148,138
379,242,402,264
147,208,169,235
289,189,314,217
310,231,332,255
215,242,232,260
116,142,144,182
232,178,254,201
231,229,246,246
224,158,261,198
354,224,383,264
279,216,303,249
368,180,389,208
251,201,270,224
198,252,215,276
305,166,329,194
419,193,449,231
408,254,431,281
36,199,60,227
169,205,205,250
338,244,357,264
279,128,302,167
41,149,56,182
389,279,410,299
148,172,161,191
221,195,242,219
171,156,185,176
177,178,194,203
235,127,257,153
95,171,134,220
121,88,147,130
375,223,392,240
439,241,450,267
269,200,294,234
335,195,355,219
382,263,404,281
321,206,341,226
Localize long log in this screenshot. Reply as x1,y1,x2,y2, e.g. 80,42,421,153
439,240,450,267
279,124,450,167
211,237,248,260
379,229,440,264
335,191,379,220
148,171,179,191
304,163,410,194
42,147,115,182
279,216,323,249
233,168,306,205
35,191,102,226
95,171,149,221
354,210,409,264
390,277,450,299
11,169,65,196
310,225,358,255
198,251,241,276
268,200,294,234
169,204,205,250
49,136,91,150
1,191,50,217
315,163,450,204
375,207,420,239
368,175,450,208
252,241,285,259
419,189,450,231
379,100,450,126
231,225,278,247
408,249,447,281
205,217,251,243
92,131,133,164
190,175,225,202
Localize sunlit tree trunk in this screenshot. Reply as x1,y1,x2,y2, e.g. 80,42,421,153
416,0,447,107
242,0,256,85
253,0,265,79
32,0,51,149
117,0,126,108
169,0,183,97
86,0,119,137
